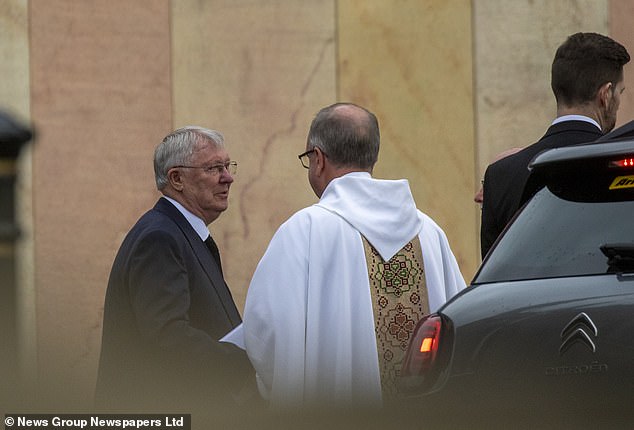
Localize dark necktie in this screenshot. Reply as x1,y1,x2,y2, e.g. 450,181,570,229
204,235,223,276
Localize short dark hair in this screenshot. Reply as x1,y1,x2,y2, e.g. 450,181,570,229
551,32,630,107
307,102,380,169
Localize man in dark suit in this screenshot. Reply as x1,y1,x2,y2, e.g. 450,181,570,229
480,32,630,258
96,126,252,411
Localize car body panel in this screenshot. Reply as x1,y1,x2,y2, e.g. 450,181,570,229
442,275,634,385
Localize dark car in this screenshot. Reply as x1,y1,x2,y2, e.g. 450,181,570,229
398,138,634,425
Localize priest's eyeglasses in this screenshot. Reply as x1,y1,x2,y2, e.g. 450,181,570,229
298,149,316,169
174,161,238,176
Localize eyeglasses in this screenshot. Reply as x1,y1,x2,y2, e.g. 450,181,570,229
298,149,315,169
173,161,237,176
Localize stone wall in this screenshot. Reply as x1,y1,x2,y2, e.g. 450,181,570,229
1,0,632,409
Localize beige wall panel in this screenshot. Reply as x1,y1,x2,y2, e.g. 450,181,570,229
610,0,634,127
0,0,29,118
30,0,170,406
474,1,608,184
337,0,477,279
171,1,336,309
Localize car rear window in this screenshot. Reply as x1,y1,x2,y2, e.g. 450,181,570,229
475,175,634,283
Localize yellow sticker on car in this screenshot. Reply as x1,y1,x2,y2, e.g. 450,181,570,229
609,175,634,190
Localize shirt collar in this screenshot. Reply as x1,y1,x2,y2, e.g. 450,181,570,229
552,115,601,131
162,196,210,241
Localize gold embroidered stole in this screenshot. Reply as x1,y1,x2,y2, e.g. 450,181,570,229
362,236,429,398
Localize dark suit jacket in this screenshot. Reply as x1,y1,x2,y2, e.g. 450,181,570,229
96,197,251,410
480,121,603,258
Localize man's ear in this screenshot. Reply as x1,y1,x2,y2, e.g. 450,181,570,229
313,147,327,175
167,168,184,191
598,82,613,107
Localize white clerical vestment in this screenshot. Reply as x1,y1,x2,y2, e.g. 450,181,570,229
243,172,466,408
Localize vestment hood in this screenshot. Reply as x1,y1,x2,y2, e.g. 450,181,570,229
316,172,423,261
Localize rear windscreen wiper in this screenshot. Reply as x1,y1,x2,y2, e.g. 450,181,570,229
601,243,634,273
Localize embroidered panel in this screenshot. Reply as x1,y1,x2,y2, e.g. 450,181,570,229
362,237,429,398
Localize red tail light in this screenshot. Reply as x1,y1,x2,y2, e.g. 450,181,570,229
398,314,444,394
402,314,442,375
609,157,634,168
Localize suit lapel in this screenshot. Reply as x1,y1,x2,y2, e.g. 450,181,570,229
154,198,241,325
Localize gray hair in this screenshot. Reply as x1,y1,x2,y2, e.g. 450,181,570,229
154,126,224,190
307,103,379,169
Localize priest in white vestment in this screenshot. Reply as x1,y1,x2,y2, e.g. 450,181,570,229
243,103,467,408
